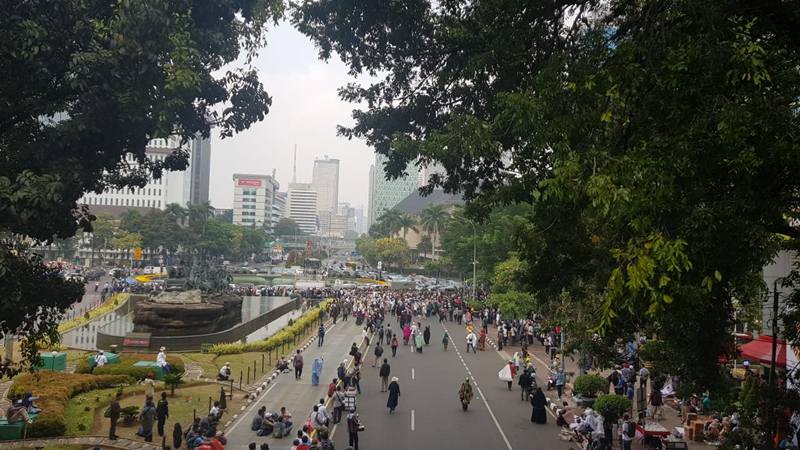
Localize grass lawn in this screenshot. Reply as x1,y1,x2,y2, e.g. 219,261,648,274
88,382,244,441
179,351,285,386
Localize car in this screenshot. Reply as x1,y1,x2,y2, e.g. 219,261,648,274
143,266,155,274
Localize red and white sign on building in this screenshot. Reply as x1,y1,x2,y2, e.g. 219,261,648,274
238,178,263,187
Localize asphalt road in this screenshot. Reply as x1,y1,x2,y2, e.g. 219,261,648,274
224,316,365,449
328,315,575,450
224,313,576,450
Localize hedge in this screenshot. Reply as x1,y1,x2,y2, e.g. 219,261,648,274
9,372,130,437
573,373,609,397
58,293,130,334
593,394,632,423
210,300,330,355
75,353,184,380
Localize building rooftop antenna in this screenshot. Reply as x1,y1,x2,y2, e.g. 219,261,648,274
292,144,297,183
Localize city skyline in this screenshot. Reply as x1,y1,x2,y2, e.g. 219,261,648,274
207,23,376,213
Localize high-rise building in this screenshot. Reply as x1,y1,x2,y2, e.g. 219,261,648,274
287,182,318,234
368,153,418,227
232,173,279,229
273,191,287,230
417,162,446,188
80,135,211,213
354,206,366,235
312,156,340,214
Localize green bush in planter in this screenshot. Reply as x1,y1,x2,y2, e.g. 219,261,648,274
573,374,608,398
593,394,631,423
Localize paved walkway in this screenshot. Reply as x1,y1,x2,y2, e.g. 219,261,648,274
0,435,161,450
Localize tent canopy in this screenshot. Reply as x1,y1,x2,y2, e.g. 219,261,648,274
740,335,786,368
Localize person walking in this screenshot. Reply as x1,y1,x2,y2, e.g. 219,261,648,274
530,387,548,424
479,329,487,351
332,385,346,424
137,397,157,442
459,378,474,411
373,342,384,367
379,358,391,392
648,386,663,419
622,413,635,450
391,334,399,357
387,377,400,413
318,324,326,347
109,392,121,440
156,392,169,437
423,325,431,346
555,367,566,399
346,412,363,450
311,357,324,386
442,330,449,351
519,367,533,401
293,349,304,381
466,331,477,354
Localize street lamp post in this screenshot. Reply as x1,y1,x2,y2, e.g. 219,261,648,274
465,220,477,303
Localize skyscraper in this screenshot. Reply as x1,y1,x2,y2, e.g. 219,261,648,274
312,156,340,214
80,135,211,213
231,173,279,229
368,153,418,227
287,182,318,234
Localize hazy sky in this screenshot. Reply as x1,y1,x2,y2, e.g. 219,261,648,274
209,22,374,210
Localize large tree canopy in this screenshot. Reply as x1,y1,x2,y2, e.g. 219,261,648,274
1,0,281,372
294,0,800,393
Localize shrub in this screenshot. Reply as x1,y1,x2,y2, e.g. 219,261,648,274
210,299,331,355
75,353,184,380
9,372,130,437
593,394,632,423
573,374,608,398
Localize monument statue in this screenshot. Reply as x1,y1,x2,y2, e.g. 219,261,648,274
132,258,241,336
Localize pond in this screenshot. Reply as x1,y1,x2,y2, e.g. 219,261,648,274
62,296,294,350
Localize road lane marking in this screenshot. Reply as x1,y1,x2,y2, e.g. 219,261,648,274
412,367,415,380
226,380,278,432
411,409,415,431
442,323,514,450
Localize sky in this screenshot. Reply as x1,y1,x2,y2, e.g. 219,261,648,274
208,22,375,211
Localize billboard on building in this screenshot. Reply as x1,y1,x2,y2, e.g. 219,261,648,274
238,179,263,187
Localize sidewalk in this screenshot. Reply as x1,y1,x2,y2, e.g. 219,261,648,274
489,335,714,450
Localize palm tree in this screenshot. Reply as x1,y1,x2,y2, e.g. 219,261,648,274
376,209,404,237
417,235,432,259
418,203,450,259
398,213,418,242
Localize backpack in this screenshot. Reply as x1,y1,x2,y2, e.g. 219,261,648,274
625,421,636,438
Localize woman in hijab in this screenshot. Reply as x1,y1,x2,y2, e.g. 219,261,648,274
387,377,401,413
530,387,548,424
311,357,324,386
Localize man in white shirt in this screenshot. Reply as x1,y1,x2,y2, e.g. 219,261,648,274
156,347,171,373
95,350,108,367
466,331,477,353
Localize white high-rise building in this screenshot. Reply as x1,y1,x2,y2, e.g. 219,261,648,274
80,136,211,212
287,182,318,234
312,157,340,214
232,173,279,229
368,153,418,227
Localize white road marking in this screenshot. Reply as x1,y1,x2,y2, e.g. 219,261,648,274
411,409,415,431
412,367,415,380
226,381,278,432
442,323,514,450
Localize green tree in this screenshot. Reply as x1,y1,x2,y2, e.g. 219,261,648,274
375,209,405,238
398,213,418,242
416,235,432,259
89,213,118,266
417,204,450,259
294,0,800,396
1,0,282,371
